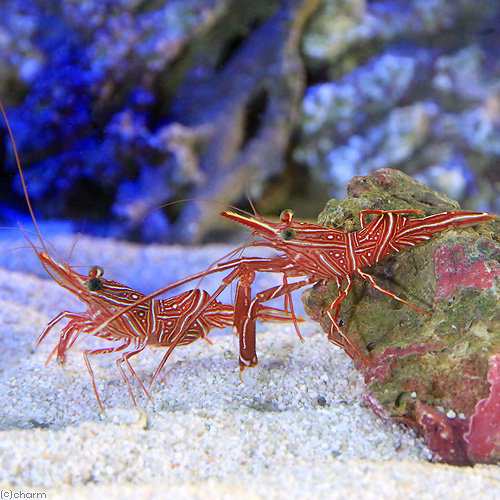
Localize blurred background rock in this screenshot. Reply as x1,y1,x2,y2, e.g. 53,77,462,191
0,0,498,243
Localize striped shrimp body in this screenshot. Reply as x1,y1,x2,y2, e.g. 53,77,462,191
216,208,495,366
36,252,295,410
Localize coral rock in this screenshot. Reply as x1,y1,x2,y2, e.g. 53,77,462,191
302,168,499,465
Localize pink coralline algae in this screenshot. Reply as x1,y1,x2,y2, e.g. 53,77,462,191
416,401,471,465
464,354,500,463
364,343,443,384
434,244,500,300
415,355,499,465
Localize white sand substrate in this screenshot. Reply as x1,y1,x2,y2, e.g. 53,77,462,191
0,234,498,498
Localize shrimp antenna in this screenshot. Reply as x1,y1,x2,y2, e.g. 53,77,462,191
156,197,257,219
244,187,261,219
0,101,49,255
247,196,257,217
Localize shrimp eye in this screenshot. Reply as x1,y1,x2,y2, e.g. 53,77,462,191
87,277,103,291
87,266,104,291
280,227,296,240
280,209,294,224
89,266,104,279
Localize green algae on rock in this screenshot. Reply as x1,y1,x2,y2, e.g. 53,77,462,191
302,168,499,465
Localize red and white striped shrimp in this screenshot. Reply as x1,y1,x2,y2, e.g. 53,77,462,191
0,101,297,411
88,206,495,388
35,254,296,410
214,208,495,366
